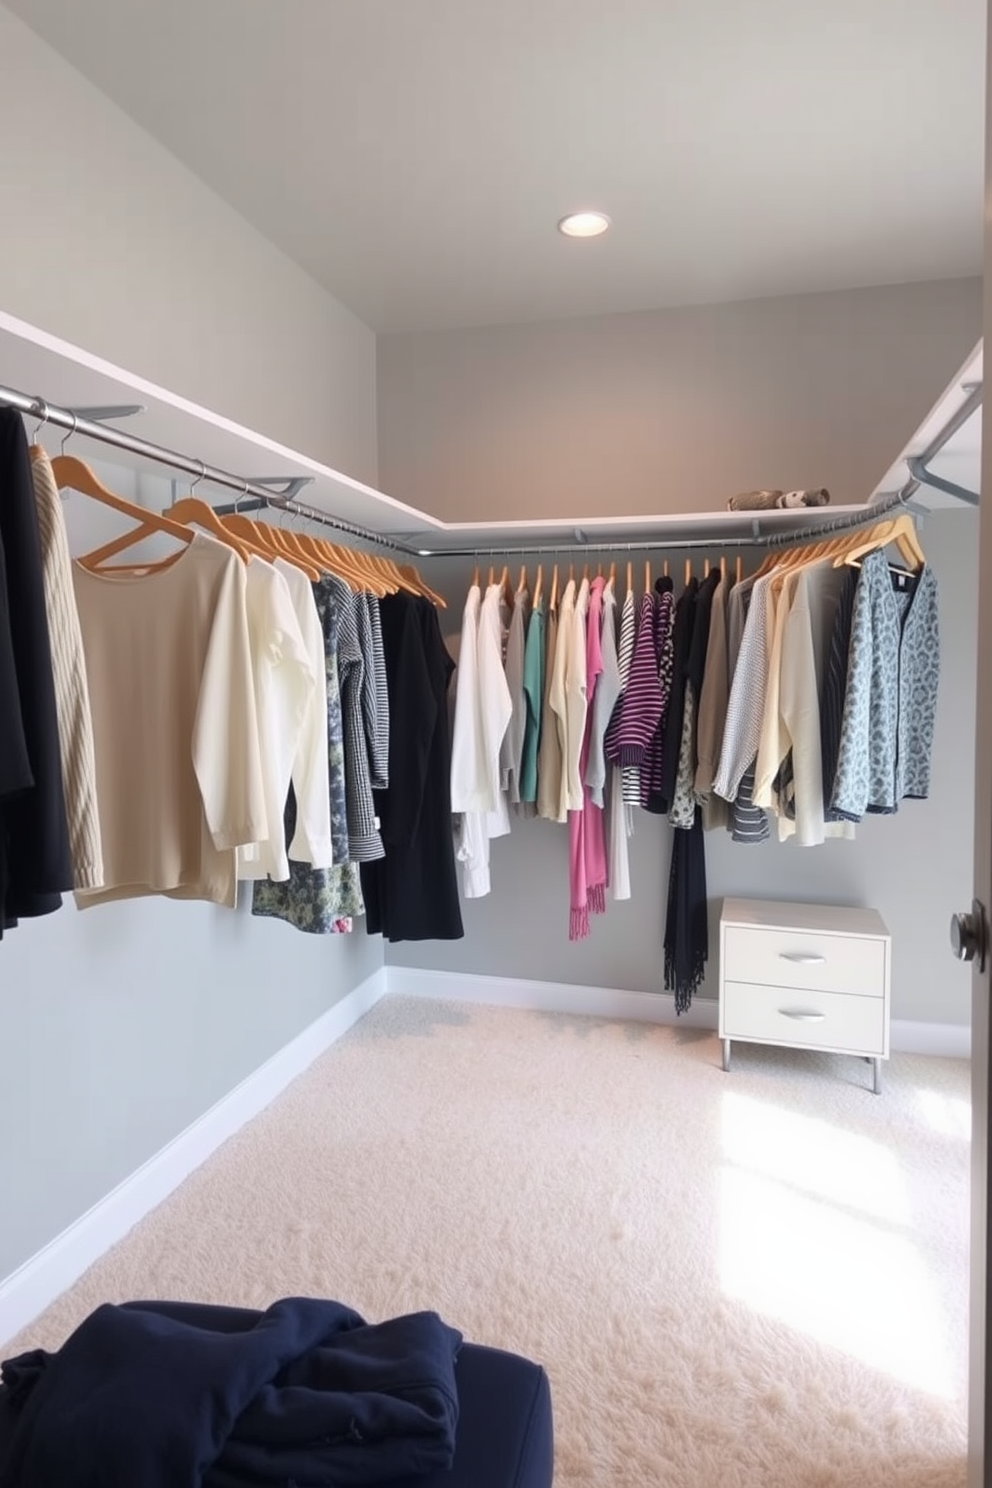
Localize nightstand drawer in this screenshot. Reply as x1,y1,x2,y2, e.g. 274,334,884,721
720,981,886,1056
722,926,885,997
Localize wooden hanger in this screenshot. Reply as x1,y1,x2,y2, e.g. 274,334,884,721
472,563,480,587
704,557,710,578
221,513,321,580
582,563,590,582
550,564,559,611
720,555,727,580
735,555,743,584
684,558,692,586
337,545,391,596
533,564,543,607
53,455,196,573
643,560,652,594
834,514,925,572
626,561,633,597
169,495,255,563
568,563,575,583
609,560,616,586
518,564,528,593
397,563,447,607
663,558,669,579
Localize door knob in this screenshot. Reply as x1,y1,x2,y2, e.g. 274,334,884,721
950,899,989,971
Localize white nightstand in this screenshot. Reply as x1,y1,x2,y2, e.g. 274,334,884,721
719,898,891,1093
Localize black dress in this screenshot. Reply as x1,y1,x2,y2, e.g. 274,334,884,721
361,594,463,942
0,410,73,932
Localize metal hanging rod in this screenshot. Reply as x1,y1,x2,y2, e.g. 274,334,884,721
263,497,423,557
0,383,418,555
900,378,982,508
422,499,911,560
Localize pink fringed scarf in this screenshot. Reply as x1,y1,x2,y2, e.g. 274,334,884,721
569,577,608,940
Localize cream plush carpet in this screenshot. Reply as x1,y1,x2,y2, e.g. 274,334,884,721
5,996,970,1486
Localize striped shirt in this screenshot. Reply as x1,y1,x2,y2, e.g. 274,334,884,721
641,581,676,810
605,590,663,768
362,595,390,791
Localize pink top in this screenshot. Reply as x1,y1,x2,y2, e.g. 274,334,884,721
569,577,608,940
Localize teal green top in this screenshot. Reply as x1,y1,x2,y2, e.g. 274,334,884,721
519,599,545,803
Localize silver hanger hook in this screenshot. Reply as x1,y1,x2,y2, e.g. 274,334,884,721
31,399,50,443
234,478,248,516
60,410,78,456
189,459,206,498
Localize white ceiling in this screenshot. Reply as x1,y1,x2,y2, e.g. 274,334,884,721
4,0,986,334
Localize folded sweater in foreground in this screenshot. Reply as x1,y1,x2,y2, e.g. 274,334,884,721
0,1296,462,1488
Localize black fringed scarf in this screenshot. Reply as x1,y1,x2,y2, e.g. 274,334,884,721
664,806,708,1013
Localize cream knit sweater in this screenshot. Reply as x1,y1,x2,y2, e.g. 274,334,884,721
29,446,104,889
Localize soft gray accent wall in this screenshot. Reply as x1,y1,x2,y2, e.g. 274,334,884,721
389,508,977,1028
377,279,981,523
0,5,377,485
0,901,381,1279
0,464,386,1280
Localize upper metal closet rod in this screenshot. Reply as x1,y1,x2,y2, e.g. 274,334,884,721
425,376,984,559
0,383,420,556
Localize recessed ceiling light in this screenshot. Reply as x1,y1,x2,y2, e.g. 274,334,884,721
558,211,611,238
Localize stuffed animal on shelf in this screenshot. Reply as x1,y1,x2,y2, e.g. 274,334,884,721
726,487,831,511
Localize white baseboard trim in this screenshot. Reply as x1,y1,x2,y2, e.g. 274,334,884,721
0,967,388,1347
386,966,971,1057
385,965,720,1029
890,1018,971,1058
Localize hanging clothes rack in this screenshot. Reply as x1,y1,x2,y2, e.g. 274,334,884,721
0,368,978,563
0,383,421,557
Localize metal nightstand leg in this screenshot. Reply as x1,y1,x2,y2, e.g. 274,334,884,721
872,1056,881,1095
722,1038,731,1073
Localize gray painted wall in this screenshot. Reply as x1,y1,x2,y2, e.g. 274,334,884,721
378,279,981,523
0,8,386,1281
0,5,377,486
0,462,385,1282
0,898,381,1279
389,508,976,1027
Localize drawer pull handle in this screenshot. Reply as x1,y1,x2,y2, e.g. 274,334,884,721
779,1008,827,1022
779,951,826,965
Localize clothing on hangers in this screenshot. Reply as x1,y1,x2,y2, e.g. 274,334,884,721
694,569,731,830
236,557,316,883
29,445,104,890
568,575,606,941
536,585,563,822
519,594,545,806
74,532,266,910
273,558,336,870
501,581,530,805
361,594,463,943
0,410,74,931
640,577,676,813
830,549,939,818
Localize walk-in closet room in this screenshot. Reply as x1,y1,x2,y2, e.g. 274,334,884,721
0,3,989,1484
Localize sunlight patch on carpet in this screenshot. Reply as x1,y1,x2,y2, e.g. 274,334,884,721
719,1092,955,1399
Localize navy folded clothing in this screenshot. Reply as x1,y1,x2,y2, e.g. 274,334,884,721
0,1297,462,1488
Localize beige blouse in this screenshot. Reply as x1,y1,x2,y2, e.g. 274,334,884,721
73,532,266,909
